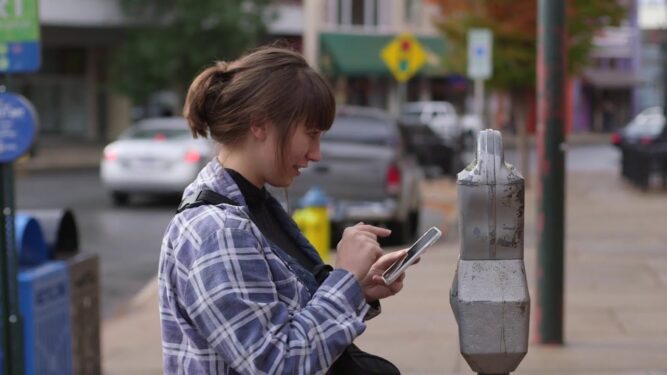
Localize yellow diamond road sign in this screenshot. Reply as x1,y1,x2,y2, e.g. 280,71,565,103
381,33,427,82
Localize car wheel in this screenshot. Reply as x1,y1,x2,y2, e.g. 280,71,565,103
111,191,130,206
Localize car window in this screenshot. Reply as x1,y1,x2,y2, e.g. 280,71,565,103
323,116,393,146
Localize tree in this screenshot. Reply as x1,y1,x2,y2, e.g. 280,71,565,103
433,0,628,92
111,0,274,103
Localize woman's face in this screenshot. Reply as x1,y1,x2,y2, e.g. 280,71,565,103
263,122,323,188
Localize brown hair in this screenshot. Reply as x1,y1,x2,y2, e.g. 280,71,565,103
183,46,335,164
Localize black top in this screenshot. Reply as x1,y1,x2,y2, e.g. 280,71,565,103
226,169,317,273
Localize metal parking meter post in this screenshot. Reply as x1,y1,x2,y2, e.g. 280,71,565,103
450,130,530,374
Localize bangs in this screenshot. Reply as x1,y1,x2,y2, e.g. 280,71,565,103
289,69,336,132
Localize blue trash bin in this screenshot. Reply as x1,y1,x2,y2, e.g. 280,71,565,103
19,209,79,259
15,214,49,266
19,261,73,375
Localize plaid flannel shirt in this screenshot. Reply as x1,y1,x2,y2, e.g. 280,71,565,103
158,159,372,374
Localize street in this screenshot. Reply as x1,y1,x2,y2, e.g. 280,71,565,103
16,169,176,318
14,143,622,318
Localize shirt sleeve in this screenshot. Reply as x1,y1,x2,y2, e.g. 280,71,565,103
180,227,369,375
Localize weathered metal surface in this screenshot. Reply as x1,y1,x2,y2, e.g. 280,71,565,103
451,130,530,374
457,130,525,260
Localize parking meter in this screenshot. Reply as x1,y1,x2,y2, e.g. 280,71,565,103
450,130,530,374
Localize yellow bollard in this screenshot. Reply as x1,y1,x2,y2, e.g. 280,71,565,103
292,186,330,263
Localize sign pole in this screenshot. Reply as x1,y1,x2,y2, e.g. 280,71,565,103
536,0,566,344
467,29,492,128
474,78,485,128
397,81,407,116
0,160,22,375
380,32,428,115
0,79,24,375
1,0,40,370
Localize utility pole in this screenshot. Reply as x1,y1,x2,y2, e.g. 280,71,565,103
535,0,566,344
303,0,321,71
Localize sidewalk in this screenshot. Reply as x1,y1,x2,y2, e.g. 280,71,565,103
101,166,667,374
15,139,103,173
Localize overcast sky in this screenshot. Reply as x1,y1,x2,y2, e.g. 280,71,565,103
640,0,667,28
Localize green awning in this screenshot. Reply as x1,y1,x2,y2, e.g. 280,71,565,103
319,32,447,78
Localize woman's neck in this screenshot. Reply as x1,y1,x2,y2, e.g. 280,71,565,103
217,149,264,189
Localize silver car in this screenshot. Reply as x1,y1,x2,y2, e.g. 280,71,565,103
271,106,423,245
100,117,214,205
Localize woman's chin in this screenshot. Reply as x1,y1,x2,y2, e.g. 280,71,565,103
268,177,293,188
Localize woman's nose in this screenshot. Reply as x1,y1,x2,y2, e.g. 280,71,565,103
308,140,321,162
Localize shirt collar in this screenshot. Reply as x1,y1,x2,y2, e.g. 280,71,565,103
182,157,247,207
225,168,269,207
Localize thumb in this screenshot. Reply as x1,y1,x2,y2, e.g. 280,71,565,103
375,249,408,269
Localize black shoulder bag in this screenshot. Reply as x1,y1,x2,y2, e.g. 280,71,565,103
178,189,400,375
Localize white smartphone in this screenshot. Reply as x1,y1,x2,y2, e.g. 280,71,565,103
382,226,442,285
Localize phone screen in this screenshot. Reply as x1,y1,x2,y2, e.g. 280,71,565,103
382,226,442,284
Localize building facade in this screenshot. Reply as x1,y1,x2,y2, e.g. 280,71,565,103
573,0,642,132
314,0,454,114
7,0,317,142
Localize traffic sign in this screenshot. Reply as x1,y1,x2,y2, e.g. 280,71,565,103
0,93,37,163
381,33,427,82
0,0,41,73
467,29,492,79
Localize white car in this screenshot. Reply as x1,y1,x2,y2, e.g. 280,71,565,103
100,117,215,205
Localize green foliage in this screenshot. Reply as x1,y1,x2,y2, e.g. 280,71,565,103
111,0,274,102
435,0,628,92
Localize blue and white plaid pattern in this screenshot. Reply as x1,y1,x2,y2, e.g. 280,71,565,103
159,159,371,374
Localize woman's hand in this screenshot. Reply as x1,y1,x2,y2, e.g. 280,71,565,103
360,250,409,302
335,223,391,281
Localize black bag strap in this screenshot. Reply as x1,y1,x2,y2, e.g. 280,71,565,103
177,188,239,213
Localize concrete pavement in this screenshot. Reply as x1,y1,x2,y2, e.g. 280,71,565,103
101,166,667,374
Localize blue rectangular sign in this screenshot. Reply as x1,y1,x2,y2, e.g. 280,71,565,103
0,0,41,73
0,42,40,73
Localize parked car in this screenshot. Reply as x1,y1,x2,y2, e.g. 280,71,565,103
270,106,423,245
100,117,215,205
400,101,464,175
401,101,461,143
611,106,667,147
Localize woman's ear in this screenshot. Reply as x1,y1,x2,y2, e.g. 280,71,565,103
249,120,268,141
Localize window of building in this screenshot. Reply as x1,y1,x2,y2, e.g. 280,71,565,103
330,0,383,28
405,0,421,26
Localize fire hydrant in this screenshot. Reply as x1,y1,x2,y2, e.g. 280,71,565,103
292,186,330,263
450,130,530,374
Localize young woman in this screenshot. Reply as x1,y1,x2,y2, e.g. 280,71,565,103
158,46,408,374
